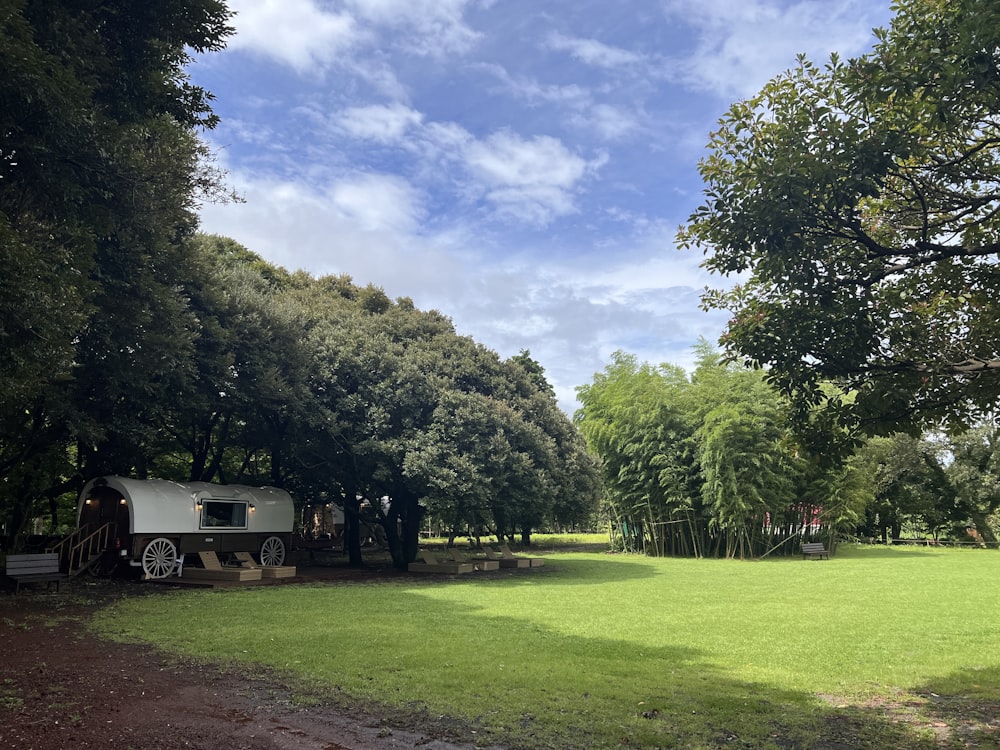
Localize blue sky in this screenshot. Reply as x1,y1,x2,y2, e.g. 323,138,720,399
192,0,893,413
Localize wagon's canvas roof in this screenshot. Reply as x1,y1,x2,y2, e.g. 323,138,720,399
78,476,294,535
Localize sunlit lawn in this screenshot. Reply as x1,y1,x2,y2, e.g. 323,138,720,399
91,544,1000,749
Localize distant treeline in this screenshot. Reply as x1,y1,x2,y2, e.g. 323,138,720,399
575,349,1000,559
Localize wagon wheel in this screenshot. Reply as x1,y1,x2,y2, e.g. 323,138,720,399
141,537,177,579
259,535,286,567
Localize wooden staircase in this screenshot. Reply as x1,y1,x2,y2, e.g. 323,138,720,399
46,522,116,577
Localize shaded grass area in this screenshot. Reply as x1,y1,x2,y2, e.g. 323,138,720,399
90,545,1000,748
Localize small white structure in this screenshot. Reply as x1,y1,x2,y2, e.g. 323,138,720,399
77,476,294,579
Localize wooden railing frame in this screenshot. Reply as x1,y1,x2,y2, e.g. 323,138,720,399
47,522,116,575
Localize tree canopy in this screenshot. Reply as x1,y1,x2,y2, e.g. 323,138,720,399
678,0,1000,433
1,0,234,541
2,233,601,567
0,2,600,566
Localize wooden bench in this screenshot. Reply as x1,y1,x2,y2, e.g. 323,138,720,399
444,548,500,572
500,543,545,568
801,542,830,560
485,545,529,569
4,552,68,593
408,549,474,574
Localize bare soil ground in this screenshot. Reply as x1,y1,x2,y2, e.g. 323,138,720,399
0,560,497,750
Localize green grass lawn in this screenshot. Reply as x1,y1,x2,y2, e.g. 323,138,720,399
91,544,1000,749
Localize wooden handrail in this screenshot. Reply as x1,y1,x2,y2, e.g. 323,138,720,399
47,522,116,575
46,523,87,557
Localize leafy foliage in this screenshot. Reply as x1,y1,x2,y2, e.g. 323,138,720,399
0,3,597,561
576,346,864,558
577,345,1000,554
2,228,600,566
943,421,1000,543
0,0,233,541
679,0,1000,433
854,433,953,542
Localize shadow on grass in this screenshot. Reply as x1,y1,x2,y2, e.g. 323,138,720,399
86,568,998,750
907,665,1000,747
480,556,663,586
833,544,967,560
353,590,951,750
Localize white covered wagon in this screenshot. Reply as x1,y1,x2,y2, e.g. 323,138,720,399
77,476,294,579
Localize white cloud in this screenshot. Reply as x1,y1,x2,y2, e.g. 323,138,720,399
225,0,480,77
545,32,644,69
199,169,462,287
198,168,725,413
345,0,481,56
329,173,426,233
570,103,639,141
336,103,424,143
217,118,278,148
465,132,586,188
477,63,592,108
662,0,885,97
423,121,475,151
575,256,715,304
226,0,359,72
484,186,577,225
462,131,603,223
476,63,642,143
234,97,607,228
493,314,558,338
197,0,876,412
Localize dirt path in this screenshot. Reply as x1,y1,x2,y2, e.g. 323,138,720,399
0,570,495,750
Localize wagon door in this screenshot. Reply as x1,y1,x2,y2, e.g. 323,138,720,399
77,485,132,571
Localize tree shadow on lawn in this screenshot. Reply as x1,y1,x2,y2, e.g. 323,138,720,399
384,591,957,750
834,545,958,560
68,574,995,750
470,555,662,586
904,665,1000,747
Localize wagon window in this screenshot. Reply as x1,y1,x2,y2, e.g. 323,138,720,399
200,500,248,529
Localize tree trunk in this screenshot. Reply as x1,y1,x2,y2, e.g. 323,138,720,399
970,510,998,546
399,489,424,570
342,493,363,567
46,494,60,530
687,514,701,558
5,502,30,552
382,502,404,569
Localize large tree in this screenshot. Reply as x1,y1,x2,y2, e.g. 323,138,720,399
0,0,233,543
854,433,954,543
945,421,1000,544
679,0,1000,433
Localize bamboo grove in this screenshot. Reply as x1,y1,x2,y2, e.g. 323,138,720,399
576,346,1000,558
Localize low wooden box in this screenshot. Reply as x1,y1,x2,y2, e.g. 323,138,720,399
183,567,263,582
260,565,296,578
